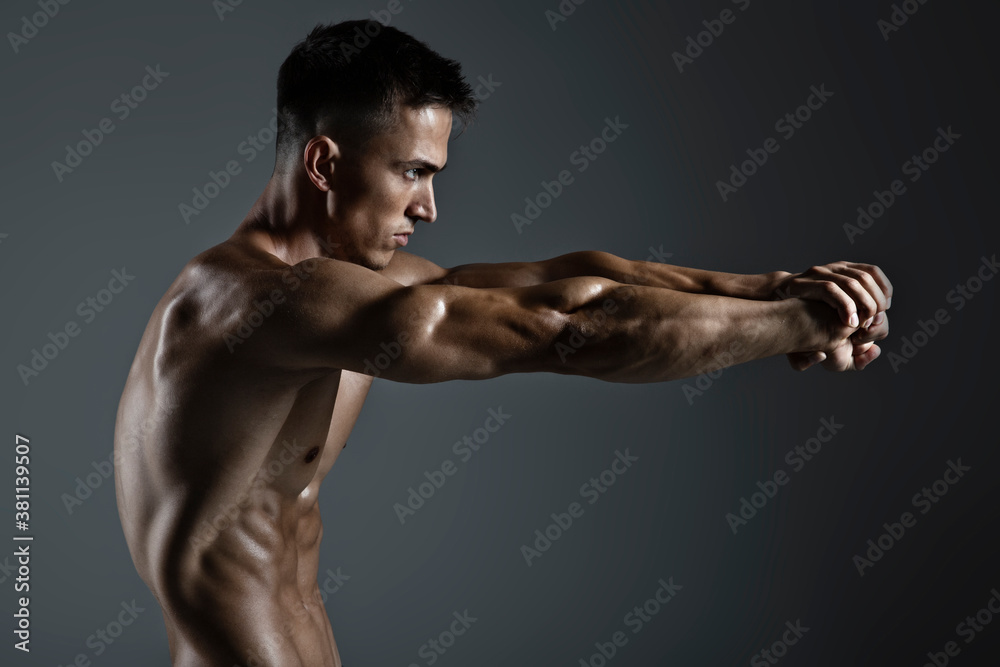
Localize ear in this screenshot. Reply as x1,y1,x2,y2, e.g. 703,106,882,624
302,135,340,191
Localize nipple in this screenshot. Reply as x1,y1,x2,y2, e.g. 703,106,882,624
304,447,320,463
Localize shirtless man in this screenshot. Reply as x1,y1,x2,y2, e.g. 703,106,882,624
113,19,892,667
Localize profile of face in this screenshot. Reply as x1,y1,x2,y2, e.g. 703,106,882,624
315,105,452,271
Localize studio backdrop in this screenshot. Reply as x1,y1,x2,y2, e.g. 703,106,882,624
2,0,998,665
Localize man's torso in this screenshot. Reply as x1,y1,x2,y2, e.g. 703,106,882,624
114,237,414,666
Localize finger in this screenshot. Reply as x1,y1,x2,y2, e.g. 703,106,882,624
845,263,893,309
821,344,855,372
806,351,827,368
824,273,879,324
853,341,874,355
853,343,882,371
796,280,858,327
840,266,888,314
851,312,889,344
787,351,826,371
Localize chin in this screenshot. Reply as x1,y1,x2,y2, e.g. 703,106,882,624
361,253,392,272
339,244,390,271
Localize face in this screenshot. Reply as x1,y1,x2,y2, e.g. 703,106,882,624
324,105,452,271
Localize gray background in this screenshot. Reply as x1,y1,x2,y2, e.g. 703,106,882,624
2,0,998,665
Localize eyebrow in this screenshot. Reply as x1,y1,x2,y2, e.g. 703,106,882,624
398,159,447,174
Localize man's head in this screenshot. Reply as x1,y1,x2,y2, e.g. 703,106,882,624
273,20,478,270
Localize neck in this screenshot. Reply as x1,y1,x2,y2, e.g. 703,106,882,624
236,168,335,265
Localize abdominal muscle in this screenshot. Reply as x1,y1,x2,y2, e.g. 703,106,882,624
115,363,371,667
153,479,341,667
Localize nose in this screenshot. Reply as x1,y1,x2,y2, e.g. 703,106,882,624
408,184,437,224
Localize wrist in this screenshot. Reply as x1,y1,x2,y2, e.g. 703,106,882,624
778,298,822,353
723,271,791,300
762,271,793,300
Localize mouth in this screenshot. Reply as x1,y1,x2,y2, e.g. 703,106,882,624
392,232,412,247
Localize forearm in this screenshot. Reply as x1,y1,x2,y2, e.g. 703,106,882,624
510,277,817,383
544,250,791,300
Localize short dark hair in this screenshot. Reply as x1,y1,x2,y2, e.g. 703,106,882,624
275,20,477,167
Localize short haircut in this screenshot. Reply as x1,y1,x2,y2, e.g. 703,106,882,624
275,19,478,167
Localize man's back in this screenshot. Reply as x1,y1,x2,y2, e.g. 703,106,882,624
114,237,372,667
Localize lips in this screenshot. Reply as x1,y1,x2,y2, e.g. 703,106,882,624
393,232,410,246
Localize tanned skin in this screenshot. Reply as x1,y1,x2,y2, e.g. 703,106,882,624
114,105,892,666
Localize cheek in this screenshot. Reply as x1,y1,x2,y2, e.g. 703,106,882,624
336,170,410,234
372,181,414,220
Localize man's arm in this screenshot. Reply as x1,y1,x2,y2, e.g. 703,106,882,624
387,250,892,330
386,249,781,294
250,257,876,385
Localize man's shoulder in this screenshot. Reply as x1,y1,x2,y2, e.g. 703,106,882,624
150,240,283,344
173,242,374,358
380,250,448,287
185,238,284,281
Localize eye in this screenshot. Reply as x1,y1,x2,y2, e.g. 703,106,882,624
404,168,420,181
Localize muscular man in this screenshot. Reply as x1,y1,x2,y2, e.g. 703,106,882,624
114,20,892,667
